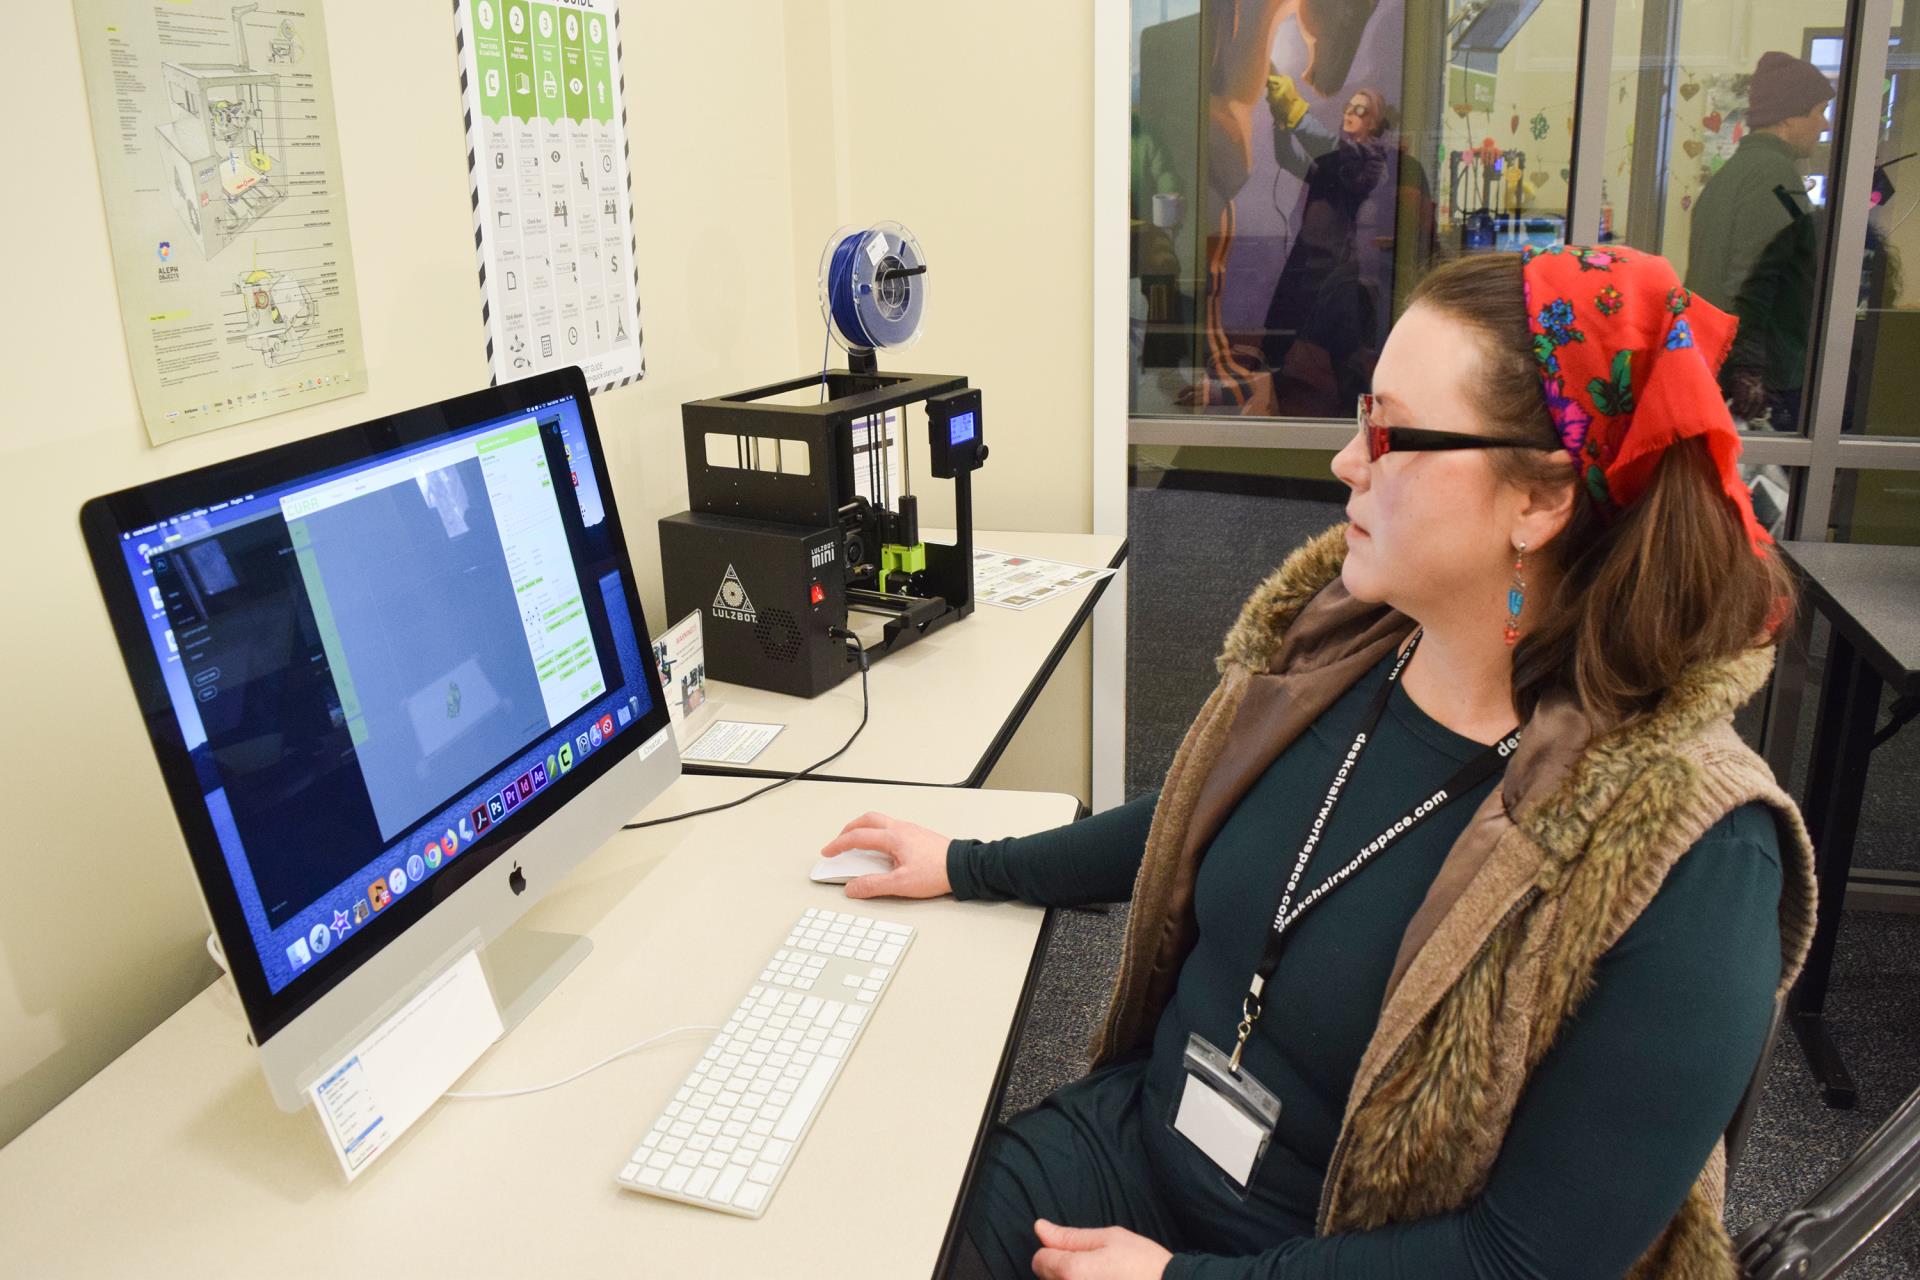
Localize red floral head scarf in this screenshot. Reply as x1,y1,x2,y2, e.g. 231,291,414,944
1520,244,1772,555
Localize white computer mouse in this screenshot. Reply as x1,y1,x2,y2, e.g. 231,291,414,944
809,848,895,884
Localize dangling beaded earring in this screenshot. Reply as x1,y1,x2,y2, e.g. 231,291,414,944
1504,542,1527,647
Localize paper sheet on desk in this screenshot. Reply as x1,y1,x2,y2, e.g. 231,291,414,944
308,950,502,1181
972,549,1115,610
682,720,784,765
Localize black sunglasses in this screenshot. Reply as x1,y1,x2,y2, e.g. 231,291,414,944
1356,395,1546,463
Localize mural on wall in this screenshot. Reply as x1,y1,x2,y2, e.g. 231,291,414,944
1184,0,1404,417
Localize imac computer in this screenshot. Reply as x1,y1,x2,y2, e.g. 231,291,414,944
81,367,679,1110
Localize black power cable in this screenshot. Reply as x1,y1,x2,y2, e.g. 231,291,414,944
622,629,871,831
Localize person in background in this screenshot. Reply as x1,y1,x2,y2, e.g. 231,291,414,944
1685,50,1836,432
1259,79,1392,417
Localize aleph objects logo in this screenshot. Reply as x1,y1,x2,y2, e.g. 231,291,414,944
711,564,758,623
157,241,171,261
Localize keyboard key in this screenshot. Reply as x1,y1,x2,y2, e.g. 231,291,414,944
748,1161,780,1184
688,1167,719,1198
734,1181,768,1213
764,1139,793,1163
663,1166,692,1193
773,1058,838,1142
878,944,902,964
713,1165,748,1204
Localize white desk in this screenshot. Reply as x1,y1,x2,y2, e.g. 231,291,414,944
688,528,1126,786
0,777,1078,1279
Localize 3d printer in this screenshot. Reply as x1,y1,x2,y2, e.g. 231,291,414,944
659,222,989,698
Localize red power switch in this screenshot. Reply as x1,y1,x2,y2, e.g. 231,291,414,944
809,583,825,605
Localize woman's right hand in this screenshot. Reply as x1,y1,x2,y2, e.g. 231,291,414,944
817,811,954,900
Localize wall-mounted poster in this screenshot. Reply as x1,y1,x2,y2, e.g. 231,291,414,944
453,0,645,391
74,0,368,445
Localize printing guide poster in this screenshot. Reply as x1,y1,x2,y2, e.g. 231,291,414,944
75,0,368,445
453,0,645,391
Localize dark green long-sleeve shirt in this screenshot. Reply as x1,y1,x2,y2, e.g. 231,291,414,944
949,651,1783,1278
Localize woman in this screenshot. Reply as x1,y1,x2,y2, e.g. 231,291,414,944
821,247,1815,1279
1259,82,1392,417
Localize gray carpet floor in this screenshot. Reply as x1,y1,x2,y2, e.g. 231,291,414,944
992,480,1920,1274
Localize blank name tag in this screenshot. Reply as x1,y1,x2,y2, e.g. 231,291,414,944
1174,1072,1268,1186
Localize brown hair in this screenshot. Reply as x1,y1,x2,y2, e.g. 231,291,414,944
1346,88,1391,140
1406,253,1798,734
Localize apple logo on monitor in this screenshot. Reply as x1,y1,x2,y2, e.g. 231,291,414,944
509,864,527,896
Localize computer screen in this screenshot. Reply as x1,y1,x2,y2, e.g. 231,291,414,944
84,369,670,1053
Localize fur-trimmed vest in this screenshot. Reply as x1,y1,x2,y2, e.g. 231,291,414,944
1092,524,1818,1277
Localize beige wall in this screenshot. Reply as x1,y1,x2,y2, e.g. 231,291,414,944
785,0,1099,807
0,0,1095,1146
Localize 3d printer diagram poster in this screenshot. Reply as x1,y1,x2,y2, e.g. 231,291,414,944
454,0,645,391
74,0,368,445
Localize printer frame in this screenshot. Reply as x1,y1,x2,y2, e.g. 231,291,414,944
660,366,979,699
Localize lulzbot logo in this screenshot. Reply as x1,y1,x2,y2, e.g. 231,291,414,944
809,543,836,569
712,564,757,623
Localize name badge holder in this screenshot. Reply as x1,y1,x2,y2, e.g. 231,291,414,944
1170,630,1521,1197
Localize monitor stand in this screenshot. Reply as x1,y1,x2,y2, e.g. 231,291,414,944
482,927,593,1032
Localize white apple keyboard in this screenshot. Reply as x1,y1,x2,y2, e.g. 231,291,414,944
614,907,912,1216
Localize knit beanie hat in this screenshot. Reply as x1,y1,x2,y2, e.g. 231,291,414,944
1747,51,1835,129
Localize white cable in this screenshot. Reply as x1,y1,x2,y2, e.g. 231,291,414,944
443,1024,720,1101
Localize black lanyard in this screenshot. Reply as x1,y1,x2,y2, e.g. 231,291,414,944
1227,629,1522,1072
